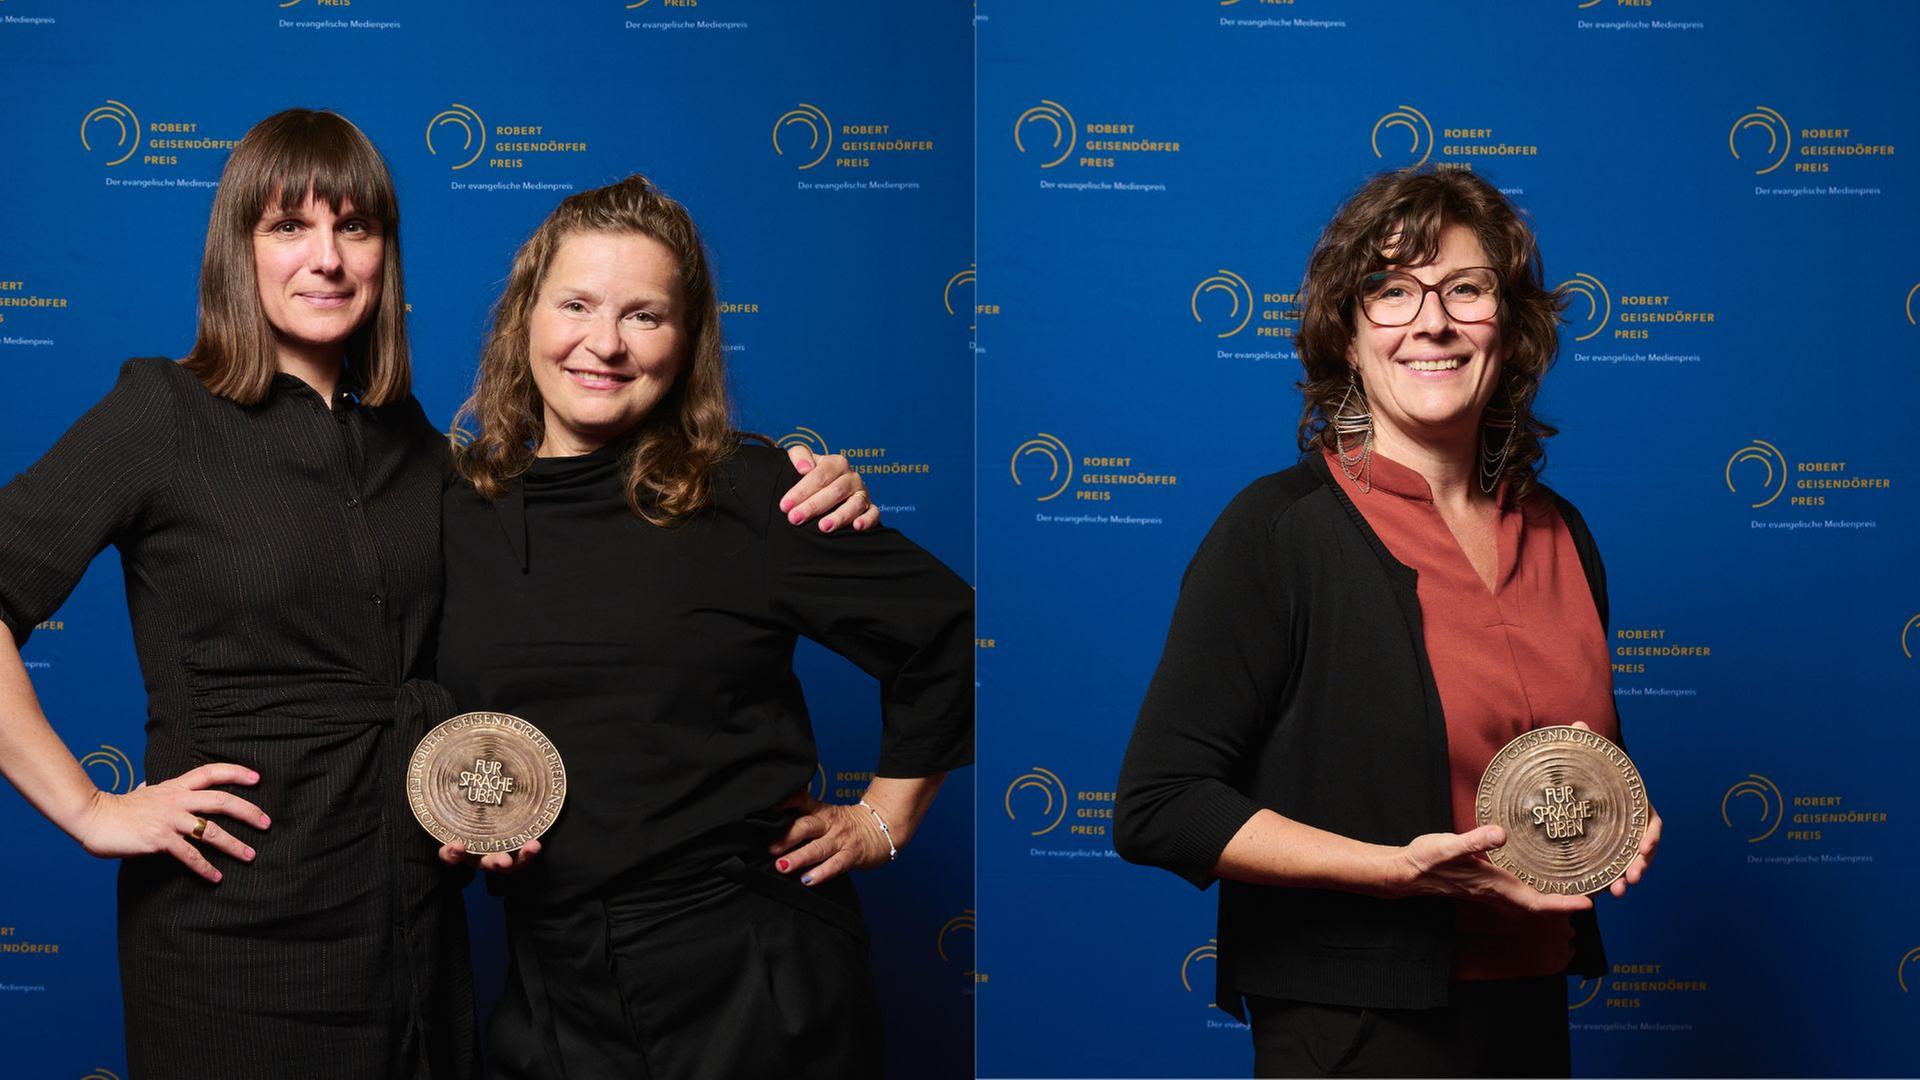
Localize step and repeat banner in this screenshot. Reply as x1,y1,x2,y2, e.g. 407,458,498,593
0,3,974,1078
979,2,1915,1078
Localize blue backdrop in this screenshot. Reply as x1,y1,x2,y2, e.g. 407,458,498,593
0,3,974,1078
978,1,1916,1077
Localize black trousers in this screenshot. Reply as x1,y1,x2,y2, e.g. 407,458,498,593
1247,976,1570,1078
488,855,881,1080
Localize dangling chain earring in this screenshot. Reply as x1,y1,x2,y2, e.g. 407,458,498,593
1479,394,1519,496
1333,373,1374,494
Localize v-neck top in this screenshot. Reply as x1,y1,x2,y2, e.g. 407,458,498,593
1325,447,1615,980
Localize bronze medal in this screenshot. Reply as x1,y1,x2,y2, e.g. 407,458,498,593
407,711,567,854
1474,725,1648,895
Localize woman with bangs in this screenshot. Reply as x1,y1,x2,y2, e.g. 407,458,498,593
0,109,875,1079
1116,169,1662,1077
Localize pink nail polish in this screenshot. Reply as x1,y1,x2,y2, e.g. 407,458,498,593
821,520,836,533
789,509,804,524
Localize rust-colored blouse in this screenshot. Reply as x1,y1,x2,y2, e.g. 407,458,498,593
1324,447,1616,980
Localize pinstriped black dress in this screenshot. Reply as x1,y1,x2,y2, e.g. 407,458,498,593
0,359,476,1080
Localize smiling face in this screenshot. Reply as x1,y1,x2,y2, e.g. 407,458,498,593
527,230,686,457
252,192,384,368
1346,221,1504,452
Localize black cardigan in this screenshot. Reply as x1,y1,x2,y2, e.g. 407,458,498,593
1114,453,1612,1019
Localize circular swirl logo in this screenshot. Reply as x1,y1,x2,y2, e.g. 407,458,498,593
1180,938,1218,1005
1014,100,1078,169
1191,269,1254,339
79,744,137,795
1370,104,1433,168
1725,439,1788,509
773,103,834,171
80,100,142,167
1729,106,1792,176
1556,272,1612,343
937,908,976,965
426,103,488,171
776,426,831,457
1004,765,1067,836
1569,976,1604,1009
1904,283,1918,326
1900,946,1920,992
1901,614,1920,660
1720,773,1784,843
1010,433,1074,502
944,264,977,325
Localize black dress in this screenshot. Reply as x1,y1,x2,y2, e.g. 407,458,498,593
438,439,973,1080
0,359,475,1080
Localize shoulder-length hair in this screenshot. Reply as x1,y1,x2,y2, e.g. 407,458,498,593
1295,168,1565,503
183,108,410,406
452,174,733,526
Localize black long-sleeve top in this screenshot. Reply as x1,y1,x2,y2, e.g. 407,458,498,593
1114,454,1611,1017
438,439,973,906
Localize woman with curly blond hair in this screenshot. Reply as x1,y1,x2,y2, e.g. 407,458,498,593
439,174,972,1079
1116,168,1661,1077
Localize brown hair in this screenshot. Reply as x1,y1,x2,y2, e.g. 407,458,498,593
452,174,733,525
183,108,410,406
1295,168,1564,503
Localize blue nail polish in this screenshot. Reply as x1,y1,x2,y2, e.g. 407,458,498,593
800,874,813,886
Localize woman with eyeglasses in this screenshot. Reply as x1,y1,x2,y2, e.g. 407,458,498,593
1115,168,1662,1078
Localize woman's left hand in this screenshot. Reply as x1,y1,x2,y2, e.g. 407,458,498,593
1565,721,1660,898
770,794,892,887
438,838,542,874
782,446,880,533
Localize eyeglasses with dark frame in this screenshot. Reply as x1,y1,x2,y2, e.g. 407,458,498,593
1357,266,1502,327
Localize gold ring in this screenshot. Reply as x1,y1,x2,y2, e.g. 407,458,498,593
191,817,208,839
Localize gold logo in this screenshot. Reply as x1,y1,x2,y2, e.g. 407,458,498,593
426,103,487,171
1576,0,1602,7
1901,614,1920,660
808,761,827,801
1720,773,1784,843
1556,272,1611,343
627,0,651,6
1180,938,1219,1007
1729,106,1792,175
1010,433,1074,502
1905,283,1918,326
80,744,136,795
1015,100,1078,169
82,1070,123,1080
945,265,977,329
1191,269,1254,339
1370,104,1433,168
773,104,834,171
1569,976,1604,1009
448,424,476,450
1004,766,1067,836
1900,946,1920,992
81,100,142,167
775,426,831,456
1724,440,1788,509
937,908,976,969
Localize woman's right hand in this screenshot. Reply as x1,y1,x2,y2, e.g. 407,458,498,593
1394,824,1594,915
70,763,269,883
